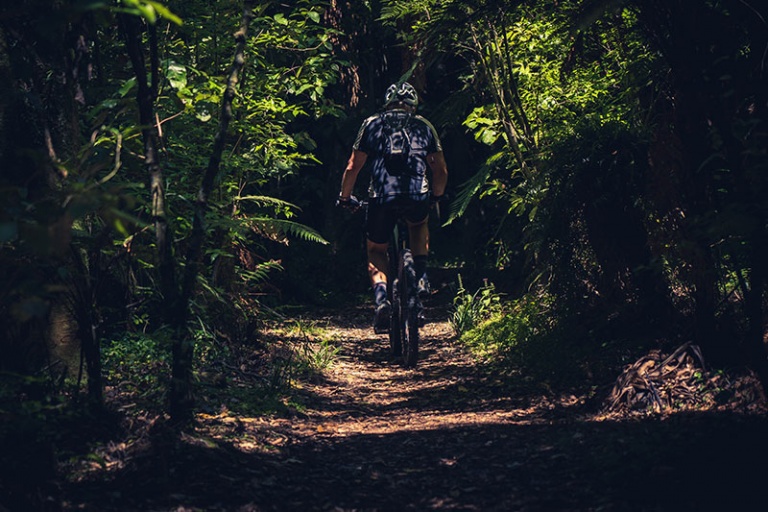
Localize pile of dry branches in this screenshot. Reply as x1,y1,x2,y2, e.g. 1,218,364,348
603,342,710,414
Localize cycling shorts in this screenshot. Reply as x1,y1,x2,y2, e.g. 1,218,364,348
366,197,430,244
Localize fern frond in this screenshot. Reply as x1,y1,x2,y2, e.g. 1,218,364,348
251,217,329,245
237,260,283,285
236,195,301,212
379,0,432,23
445,150,505,225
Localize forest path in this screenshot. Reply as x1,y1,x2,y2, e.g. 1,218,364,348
221,303,574,511
282,304,537,441
64,304,768,511
182,305,768,511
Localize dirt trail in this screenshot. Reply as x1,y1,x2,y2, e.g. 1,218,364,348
64,305,768,512
215,304,567,511
286,305,536,436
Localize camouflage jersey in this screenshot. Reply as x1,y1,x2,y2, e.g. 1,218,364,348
352,109,442,203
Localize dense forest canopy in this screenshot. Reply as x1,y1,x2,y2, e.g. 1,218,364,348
1,0,768,507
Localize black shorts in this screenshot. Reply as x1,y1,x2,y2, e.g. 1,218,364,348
366,197,430,244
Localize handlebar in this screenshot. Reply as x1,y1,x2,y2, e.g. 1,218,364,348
337,194,446,221
336,195,366,214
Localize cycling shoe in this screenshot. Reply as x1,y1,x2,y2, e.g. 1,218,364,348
373,301,391,334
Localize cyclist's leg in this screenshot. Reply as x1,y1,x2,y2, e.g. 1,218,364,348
405,200,431,296
367,240,389,301
407,216,428,255
366,202,397,332
367,240,391,333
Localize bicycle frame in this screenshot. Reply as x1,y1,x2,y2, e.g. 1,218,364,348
387,218,409,273
387,216,420,367
351,198,421,367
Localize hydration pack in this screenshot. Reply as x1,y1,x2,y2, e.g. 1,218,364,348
382,113,412,176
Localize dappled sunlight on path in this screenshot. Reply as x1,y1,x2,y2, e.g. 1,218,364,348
251,306,551,438
191,306,768,511
61,305,768,512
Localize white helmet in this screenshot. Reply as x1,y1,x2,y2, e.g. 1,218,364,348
384,82,418,108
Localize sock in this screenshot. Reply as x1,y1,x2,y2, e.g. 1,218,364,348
414,255,427,280
373,282,387,306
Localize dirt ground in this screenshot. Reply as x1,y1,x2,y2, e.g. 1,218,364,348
58,304,768,512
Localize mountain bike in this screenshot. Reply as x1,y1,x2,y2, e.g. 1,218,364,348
386,210,421,368
347,197,422,368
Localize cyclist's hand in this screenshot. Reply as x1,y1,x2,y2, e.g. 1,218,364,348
336,194,362,213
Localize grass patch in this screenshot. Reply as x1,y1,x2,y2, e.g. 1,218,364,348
455,290,604,390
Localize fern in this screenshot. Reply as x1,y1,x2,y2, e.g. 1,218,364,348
445,150,506,225
250,217,329,245
237,260,283,285
379,1,433,23
235,195,302,212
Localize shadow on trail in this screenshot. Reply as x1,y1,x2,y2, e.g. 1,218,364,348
64,411,768,511
61,304,768,511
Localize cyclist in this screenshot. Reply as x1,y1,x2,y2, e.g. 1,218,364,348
337,81,448,333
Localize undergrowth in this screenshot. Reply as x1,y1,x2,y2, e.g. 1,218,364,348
450,274,503,336
98,313,341,419
192,317,341,417
280,319,341,377
453,283,605,390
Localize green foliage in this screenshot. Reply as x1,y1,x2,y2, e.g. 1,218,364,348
192,315,231,367
237,260,283,287
102,332,170,399
155,0,340,275
3,0,767,428
450,274,503,336
81,0,343,243
388,0,659,264
457,291,597,387
114,0,183,25
459,292,548,357
249,218,328,246
219,318,341,398
279,319,340,377
29,0,348,414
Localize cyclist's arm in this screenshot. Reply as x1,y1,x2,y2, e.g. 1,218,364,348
427,151,448,197
339,149,368,199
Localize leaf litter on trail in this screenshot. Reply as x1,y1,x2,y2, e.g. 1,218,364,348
59,305,768,511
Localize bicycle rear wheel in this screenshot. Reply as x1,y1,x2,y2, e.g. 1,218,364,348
388,278,402,358
398,249,419,367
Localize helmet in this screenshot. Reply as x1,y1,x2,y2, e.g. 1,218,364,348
384,82,418,108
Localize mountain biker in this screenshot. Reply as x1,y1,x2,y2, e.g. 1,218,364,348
337,81,448,333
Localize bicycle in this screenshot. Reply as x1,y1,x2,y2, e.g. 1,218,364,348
346,197,422,368
386,207,421,368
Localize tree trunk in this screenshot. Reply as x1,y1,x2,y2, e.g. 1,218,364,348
70,244,103,409
120,14,189,418
173,1,256,422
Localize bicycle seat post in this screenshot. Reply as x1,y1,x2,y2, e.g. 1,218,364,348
398,217,409,251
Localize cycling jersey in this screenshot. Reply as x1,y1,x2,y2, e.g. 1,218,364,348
352,109,442,203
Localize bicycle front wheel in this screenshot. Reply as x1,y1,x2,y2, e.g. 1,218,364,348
398,249,419,367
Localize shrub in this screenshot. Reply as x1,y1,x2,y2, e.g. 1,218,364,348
450,274,503,336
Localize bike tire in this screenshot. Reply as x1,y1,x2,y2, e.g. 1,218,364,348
388,278,402,358
398,249,419,367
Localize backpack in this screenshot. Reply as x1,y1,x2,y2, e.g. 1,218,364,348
382,112,412,176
